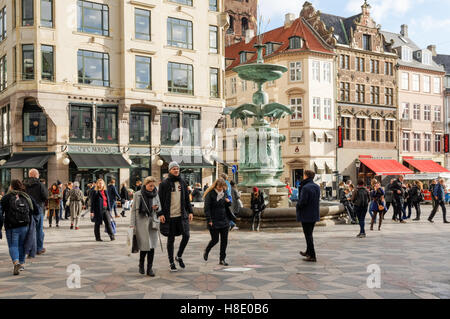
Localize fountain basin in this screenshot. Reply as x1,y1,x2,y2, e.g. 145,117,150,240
233,63,287,83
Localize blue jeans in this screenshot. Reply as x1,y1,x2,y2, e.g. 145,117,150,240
6,226,29,264
35,211,45,252
59,200,64,219
355,205,368,235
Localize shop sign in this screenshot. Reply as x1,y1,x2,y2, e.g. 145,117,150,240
68,145,120,154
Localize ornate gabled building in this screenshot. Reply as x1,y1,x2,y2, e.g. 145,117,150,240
301,1,399,184
225,0,258,46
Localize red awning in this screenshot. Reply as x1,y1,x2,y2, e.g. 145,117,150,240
403,159,450,173
359,158,414,176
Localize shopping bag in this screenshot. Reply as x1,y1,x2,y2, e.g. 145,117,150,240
126,228,133,256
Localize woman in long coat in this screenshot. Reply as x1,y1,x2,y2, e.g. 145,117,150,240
48,183,61,228
130,176,161,277
90,179,115,242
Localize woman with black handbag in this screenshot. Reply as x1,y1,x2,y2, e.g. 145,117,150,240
130,177,161,277
369,182,386,231
90,179,115,242
203,179,234,266
251,187,265,232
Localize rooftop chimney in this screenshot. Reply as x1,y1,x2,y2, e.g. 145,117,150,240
400,24,408,38
284,13,296,28
245,29,255,44
427,45,437,56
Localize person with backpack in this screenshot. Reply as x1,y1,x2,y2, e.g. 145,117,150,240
250,187,265,232
428,179,450,224
63,183,73,220
48,183,62,228
383,179,395,216
411,181,424,221
0,180,33,276
352,180,370,238
69,182,84,230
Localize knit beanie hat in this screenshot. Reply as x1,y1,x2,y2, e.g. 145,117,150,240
168,161,180,171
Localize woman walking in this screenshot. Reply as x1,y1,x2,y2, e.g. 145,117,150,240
369,182,386,231
90,179,115,242
250,187,265,232
130,177,161,277
411,181,423,221
0,180,33,275
352,180,370,238
203,179,233,266
69,182,84,230
48,183,61,228
120,182,130,217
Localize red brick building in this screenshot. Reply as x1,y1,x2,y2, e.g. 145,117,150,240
225,0,258,46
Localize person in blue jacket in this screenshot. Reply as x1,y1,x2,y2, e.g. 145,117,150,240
296,170,321,262
428,179,449,223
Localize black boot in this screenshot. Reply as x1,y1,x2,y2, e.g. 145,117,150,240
139,251,146,275
147,249,155,277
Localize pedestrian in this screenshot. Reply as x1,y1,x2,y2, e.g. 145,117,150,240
69,182,84,230
187,186,193,203
81,183,94,218
0,180,33,275
191,183,204,203
203,183,209,192
369,182,386,231
340,186,356,224
286,182,293,199
384,179,395,215
120,182,130,217
90,179,115,242
56,180,64,220
429,180,437,210
403,183,413,220
296,170,321,262
107,179,121,218
135,179,142,192
250,187,265,231
63,182,73,220
230,180,241,221
428,179,450,224
203,178,234,266
130,176,161,277
157,162,193,272
220,173,236,231
411,181,423,221
23,169,48,255
352,180,370,238
48,183,62,228
391,176,406,223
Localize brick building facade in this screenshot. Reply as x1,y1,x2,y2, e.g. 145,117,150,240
225,0,258,46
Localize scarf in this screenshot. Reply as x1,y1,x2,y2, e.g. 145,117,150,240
168,173,181,191
140,187,157,217
51,188,59,194
215,189,225,201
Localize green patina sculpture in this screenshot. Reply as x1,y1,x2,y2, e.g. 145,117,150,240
228,44,293,187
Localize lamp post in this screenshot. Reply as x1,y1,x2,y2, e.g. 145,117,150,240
355,159,361,183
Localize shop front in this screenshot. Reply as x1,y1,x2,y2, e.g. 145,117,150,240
2,152,53,187
357,156,414,186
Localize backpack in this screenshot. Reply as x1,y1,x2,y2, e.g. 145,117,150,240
354,188,369,207
8,194,31,228
70,189,83,202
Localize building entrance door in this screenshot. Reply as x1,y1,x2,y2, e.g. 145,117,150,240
292,169,304,188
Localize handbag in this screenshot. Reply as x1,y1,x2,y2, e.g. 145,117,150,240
124,200,131,210
132,234,139,254
140,195,160,230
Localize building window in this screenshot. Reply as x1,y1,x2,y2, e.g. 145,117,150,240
385,120,394,143
77,0,109,36
413,133,421,152
129,156,151,192
231,77,236,95
323,99,332,121
363,34,371,51
402,46,412,62
96,106,117,143
385,88,393,106
135,8,151,41
402,103,410,120
423,52,431,65
312,61,320,82
424,134,431,152
289,62,302,81
41,45,54,81
370,86,380,105
356,118,366,141
403,132,410,152
167,17,193,49
182,113,201,147
434,77,441,94
239,52,247,64
77,50,110,87
210,68,219,98
1,105,10,146
23,102,46,142
12,46,17,83
356,84,365,103
401,72,409,90
434,106,441,122
341,117,351,140
323,62,331,83
413,104,421,120
0,7,6,41
370,60,379,74
168,62,193,95
265,43,274,56
371,119,380,142
169,0,192,5
423,76,430,93
22,0,34,26
312,97,321,120
289,37,302,49
209,26,218,54
290,130,303,144
340,82,350,101
290,98,303,120
435,135,442,153
356,57,365,72
135,55,152,90
209,0,218,11
385,62,393,76
161,111,180,145
412,74,420,91
424,105,431,121
340,55,349,70
41,0,53,28
241,80,247,92
0,56,6,91
129,110,150,144
22,44,34,80
69,105,92,142
241,17,249,33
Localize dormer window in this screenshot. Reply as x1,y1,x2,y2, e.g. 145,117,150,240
265,43,274,56
240,51,247,63
422,51,432,65
363,34,371,51
289,37,303,50
402,46,412,62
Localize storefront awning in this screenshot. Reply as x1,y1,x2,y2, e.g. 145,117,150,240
160,155,215,169
68,153,131,169
359,158,413,176
2,153,53,169
403,159,450,173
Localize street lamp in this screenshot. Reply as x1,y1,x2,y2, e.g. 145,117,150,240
157,159,164,167
355,159,361,182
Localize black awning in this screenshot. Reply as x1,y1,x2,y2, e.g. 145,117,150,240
160,155,215,169
2,153,52,169
68,153,131,169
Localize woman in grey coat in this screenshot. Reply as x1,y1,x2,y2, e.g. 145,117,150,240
130,176,161,277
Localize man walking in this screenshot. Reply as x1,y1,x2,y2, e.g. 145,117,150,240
296,170,320,262
428,179,450,224
23,169,48,255
107,179,121,218
158,162,194,272
391,176,406,223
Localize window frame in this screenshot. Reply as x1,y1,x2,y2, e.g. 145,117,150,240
96,106,118,144
69,104,93,143
289,61,302,82
210,67,219,98
23,103,47,142
129,110,151,145
161,111,180,146
135,55,152,90
22,44,35,80
22,0,34,27
167,17,193,50
40,0,53,28
77,49,110,87
290,97,303,121
77,0,110,37
167,62,194,95
135,7,151,41
209,25,218,54
41,44,54,82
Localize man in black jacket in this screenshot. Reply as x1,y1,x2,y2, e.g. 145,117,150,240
23,169,48,255
158,162,193,272
107,179,121,218
390,176,406,223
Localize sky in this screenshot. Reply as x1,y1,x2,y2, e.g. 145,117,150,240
258,0,450,54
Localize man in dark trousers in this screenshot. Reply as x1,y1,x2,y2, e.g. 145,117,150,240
23,169,48,255
107,179,121,218
296,170,321,262
429,180,437,210
390,175,406,223
158,162,194,272
428,179,450,224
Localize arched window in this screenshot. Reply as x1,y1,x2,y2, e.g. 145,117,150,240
241,17,249,33
23,99,47,142
289,36,303,49
227,15,234,34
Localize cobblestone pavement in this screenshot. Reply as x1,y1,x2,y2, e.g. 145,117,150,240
0,205,449,299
